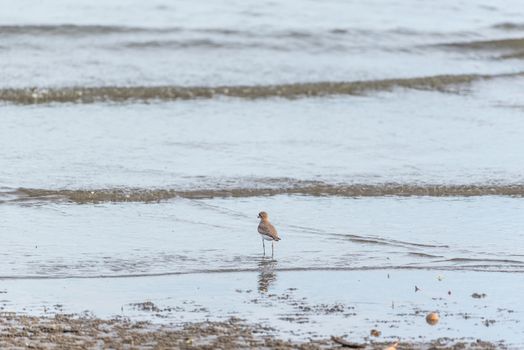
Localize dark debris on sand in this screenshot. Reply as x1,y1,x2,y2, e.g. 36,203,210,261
0,313,506,349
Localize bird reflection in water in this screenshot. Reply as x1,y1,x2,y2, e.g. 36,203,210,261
258,258,277,293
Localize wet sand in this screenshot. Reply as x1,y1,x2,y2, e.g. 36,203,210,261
0,269,521,349
0,314,503,349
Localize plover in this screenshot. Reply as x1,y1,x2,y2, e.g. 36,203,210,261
257,211,281,257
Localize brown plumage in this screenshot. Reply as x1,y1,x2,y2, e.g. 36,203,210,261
257,211,280,241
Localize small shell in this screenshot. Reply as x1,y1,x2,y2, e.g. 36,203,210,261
426,312,439,325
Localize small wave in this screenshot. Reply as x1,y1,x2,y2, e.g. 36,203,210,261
0,24,433,39
500,51,524,60
407,252,443,258
0,24,182,36
120,39,268,50
347,237,391,246
344,234,449,249
442,257,524,265
4,182,524,203
1,72,522,104
439,37,524,51
0,265,522,280
282,224,448,249
492,22,524,31
123,39,228,49
118,39,291,51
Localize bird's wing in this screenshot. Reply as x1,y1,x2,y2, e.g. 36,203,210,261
258,222,280,240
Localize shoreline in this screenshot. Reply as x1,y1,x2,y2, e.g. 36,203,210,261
0,269,521,348
0,314,505,349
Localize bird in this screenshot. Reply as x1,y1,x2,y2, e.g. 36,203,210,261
257,211,281,257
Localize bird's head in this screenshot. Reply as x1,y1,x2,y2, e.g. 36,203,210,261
257,211,269,220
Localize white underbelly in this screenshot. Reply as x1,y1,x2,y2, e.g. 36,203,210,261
260,233,275,241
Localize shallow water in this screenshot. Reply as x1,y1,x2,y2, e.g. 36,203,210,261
1,0,523,346
1,195,523,277
1,0,524,87
1,83,524,189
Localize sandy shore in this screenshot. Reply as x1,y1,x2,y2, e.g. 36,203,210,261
0,269,521,348
0,313,504,350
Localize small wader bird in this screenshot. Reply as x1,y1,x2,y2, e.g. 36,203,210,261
257,211,281,257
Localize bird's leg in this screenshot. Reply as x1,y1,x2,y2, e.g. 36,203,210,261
262,238,265,256
271,241,274,258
